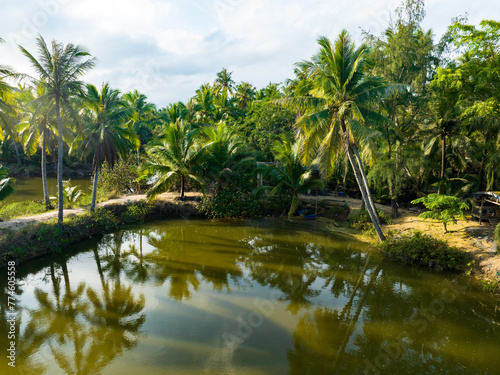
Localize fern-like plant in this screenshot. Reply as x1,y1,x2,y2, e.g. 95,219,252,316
411,194,469,233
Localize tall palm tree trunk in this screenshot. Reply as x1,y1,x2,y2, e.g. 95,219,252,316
56,96,64,224
91,165,99,212
344,134,385,242
389,181,398,218
13,143,21,166
351,143,380,226
478,159,484,192
180,174,185,199
441,133,446,179
439,133,447,195
41,127,51,210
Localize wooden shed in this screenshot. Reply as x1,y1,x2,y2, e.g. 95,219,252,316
472,191,500,226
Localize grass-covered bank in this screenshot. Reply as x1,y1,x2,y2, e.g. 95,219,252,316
378,231,471,272
0,198,201,267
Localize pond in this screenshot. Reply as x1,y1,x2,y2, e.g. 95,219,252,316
0,219,499,374
1,176,92,205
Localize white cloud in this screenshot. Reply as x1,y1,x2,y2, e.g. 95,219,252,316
65,0,174,37
1,0,499,106
158,29,205,55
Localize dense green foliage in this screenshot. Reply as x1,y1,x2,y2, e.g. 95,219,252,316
235,101,295,159
198,188,260,219
1,1,499,224
198,172,261,218
411,193,469,232
379,231,468,271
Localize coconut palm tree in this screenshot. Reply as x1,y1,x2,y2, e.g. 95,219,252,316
234,82,256,109
422,80,462,194
0,37,15,132
19,36,96,224
202,122,250,194
192,83,215,122
257,138,324,218
73,83,136,212
214,67,235,95
0,61,23,166
141,121,205,200
17,83,58,209
161,102,187,124
288,32,388,241
122,90,156,164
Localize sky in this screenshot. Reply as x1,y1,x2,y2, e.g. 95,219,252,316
0,0,498,107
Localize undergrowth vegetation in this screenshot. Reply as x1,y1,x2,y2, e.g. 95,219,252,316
378,230,469,272
349,209,391,232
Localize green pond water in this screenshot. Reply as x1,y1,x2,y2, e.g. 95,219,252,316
1,219,499,374
1,176,91,205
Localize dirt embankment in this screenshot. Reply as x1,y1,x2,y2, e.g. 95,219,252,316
384,210,499,284
0,191,202,232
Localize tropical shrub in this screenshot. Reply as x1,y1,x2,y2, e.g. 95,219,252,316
379,231,468,272
96,157,143,197
121,202,151,224
411,194,469,233
198,172,260,218
198,188,261,218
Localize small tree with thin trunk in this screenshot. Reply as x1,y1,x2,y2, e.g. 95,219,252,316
411,194,469,233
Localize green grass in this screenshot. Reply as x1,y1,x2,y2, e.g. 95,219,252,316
0,201,49,221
